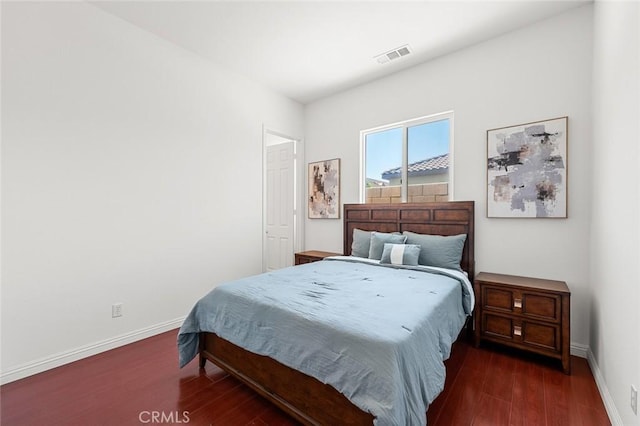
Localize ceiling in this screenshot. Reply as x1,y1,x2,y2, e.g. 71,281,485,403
93,1,589,104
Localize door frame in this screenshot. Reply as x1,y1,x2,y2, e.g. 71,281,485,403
262,126,304,272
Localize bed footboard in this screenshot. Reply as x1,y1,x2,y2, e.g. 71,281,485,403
199,332,375,426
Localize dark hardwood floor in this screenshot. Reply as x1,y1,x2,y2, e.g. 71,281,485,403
1,329,610,426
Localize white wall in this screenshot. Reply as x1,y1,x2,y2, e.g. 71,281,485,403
305,6,593,348
590,2,640,425
0,2,303,382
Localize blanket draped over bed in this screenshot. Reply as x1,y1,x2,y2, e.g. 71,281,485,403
178,257,474,426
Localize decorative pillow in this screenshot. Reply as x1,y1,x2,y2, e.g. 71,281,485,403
368,232,407,260
380,243,421,266
351,229,372,258
403,231,467,271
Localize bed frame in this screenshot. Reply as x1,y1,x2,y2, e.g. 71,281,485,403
198,201,475,425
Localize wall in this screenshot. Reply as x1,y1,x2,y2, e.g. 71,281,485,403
304,6,593,348
0,2,303,382
590,1,639,424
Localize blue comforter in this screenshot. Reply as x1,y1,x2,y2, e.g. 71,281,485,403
178,257,474,425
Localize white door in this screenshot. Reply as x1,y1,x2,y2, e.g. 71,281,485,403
265,140,295,271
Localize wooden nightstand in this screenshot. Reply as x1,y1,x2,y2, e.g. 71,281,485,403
474,272,571,374
294,250,341,265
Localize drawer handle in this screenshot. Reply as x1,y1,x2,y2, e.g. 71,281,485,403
513,325,522,336
514,298,522,309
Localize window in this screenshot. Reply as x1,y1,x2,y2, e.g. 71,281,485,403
360,111,453,203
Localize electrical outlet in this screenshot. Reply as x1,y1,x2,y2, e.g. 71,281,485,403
112,303,123,318
632,385,638,415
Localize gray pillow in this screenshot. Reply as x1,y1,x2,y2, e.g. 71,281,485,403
368,232,407,260
403,231,467,271
351,229,372,258
380,243,421,266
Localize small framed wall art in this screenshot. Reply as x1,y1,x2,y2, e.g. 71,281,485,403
487,116,568,218
308,158,340,219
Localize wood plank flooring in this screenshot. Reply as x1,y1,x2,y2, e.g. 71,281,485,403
1,329,610,425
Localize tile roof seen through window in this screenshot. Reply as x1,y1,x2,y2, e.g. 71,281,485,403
381,153,448,180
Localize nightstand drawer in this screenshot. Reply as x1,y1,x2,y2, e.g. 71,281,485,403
295,255,315,265
522,292,561,322
522,320,560,351
481,312,561,352
482,286,515,312
482,312,513,339
482,285,561,323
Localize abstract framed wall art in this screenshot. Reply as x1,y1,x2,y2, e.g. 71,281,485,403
487,117,568,218
308,158,340,219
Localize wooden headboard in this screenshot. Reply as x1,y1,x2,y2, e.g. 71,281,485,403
343,201,475,278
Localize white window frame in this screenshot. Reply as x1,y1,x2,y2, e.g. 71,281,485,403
359,111,454,203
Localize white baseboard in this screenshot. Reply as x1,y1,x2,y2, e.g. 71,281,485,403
0,316,185,385
571,342,589,358
587,348,623,426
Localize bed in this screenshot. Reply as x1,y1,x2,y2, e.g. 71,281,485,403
178,201,475,425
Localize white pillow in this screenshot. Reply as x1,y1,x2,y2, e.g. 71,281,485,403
380,243,421,266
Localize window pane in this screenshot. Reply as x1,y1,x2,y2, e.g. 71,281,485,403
407,119,449,202
365,127,402,203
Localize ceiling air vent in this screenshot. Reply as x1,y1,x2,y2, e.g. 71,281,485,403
375,45,412,64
